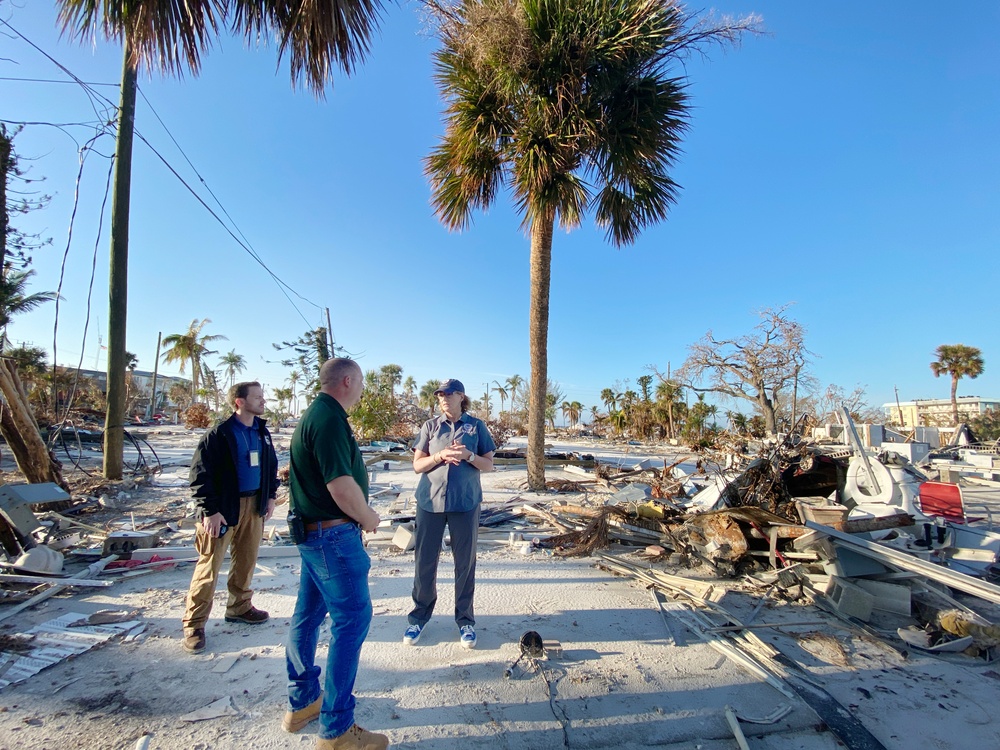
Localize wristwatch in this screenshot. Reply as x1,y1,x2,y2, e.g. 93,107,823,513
467,452,476,463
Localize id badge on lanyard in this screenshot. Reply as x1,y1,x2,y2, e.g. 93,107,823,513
249,451,260,467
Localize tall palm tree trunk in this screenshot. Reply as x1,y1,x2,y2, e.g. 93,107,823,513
103,43,137,480
527,212,554,491
951,375,959,425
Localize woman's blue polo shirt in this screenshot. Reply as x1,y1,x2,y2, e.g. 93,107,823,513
413,413,496,513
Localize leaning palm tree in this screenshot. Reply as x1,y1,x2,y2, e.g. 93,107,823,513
55,0,388,478
220,349,247,390
931,344,985,425
425,0,756,489
161,319,226,403
0,271,65,488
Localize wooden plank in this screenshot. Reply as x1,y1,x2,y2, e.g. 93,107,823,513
0,573,112,587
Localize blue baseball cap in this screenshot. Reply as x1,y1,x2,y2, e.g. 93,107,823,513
434,378,466,395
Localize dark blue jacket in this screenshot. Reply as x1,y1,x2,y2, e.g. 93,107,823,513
189,414,279,526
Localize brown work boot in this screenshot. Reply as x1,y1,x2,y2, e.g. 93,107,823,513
225,606,269,624
283,694,322,733
182,628,206,654
316,724,389,750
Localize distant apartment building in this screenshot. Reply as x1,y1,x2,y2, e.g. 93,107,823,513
65,367,192,415
882,396,1000,427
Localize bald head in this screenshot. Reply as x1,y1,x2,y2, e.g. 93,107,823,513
320,358,364,408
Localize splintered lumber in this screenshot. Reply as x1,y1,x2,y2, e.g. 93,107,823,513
596,554,887,749
724,706,751,750
0,573,112,587
596,552,718,601
805,521,1000,605
520,504,575,533
0,556,117,623
550,504,602,518
705,621,824,633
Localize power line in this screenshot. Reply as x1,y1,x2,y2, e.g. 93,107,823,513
134,86,325,318
0,76,119,87
3,18,326,333
132,129,315,329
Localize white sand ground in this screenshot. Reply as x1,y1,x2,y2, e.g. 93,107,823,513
1,431,999,749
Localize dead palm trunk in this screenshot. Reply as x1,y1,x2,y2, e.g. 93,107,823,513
0,359,67,490
103,42,137,480
527,211,554,491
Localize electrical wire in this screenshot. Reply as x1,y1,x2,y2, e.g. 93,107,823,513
50,135,114,432
0,76,119,87
134,86,325,319
5,17,333,393
6,18,326,328
132,129,316,330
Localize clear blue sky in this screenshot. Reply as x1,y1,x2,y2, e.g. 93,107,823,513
2,1,998,417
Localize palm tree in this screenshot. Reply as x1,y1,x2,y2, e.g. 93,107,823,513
561,400,582,427
55,0,389,478
287,370,301,415
655,379,683,439
600,388,618,414
380,364,404,403
505,374,524,413
560,400,572,427
0,269,58,342
610,409,628,436
931,344,985,425
403,375,418,403
220,349,247,390
272,386,294,419
492,380,509,415
162,319,226,403
419,379,440,417
425,0,755,491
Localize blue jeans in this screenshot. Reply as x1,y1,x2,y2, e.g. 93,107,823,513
286,522,372,740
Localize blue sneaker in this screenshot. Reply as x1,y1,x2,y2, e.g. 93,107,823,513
459,625,477,649
403,623,422,646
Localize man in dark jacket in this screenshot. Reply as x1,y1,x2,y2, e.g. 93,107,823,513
181,381,279,654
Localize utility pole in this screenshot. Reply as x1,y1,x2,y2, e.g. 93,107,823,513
325,308,335,359
147,332,161,420
484,383,490,421
103,40,138,480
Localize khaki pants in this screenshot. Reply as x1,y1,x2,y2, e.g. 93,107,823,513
182,495,264,630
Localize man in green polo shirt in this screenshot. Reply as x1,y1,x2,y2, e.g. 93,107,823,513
282,358,388,750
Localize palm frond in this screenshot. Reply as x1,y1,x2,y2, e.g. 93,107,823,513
232,0,388,93
56,0,224,76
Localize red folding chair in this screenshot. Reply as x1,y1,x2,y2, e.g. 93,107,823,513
917,481,993,529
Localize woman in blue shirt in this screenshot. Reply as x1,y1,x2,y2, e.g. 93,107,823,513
404,379,495,649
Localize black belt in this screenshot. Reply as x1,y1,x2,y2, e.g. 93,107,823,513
239,490,259,498
304,518,351,531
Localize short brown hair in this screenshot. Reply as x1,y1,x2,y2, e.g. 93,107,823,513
230,381,261,408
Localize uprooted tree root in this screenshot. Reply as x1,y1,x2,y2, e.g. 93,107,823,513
541,506,669,557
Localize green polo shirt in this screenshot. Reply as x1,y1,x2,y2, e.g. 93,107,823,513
289,392,369,520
